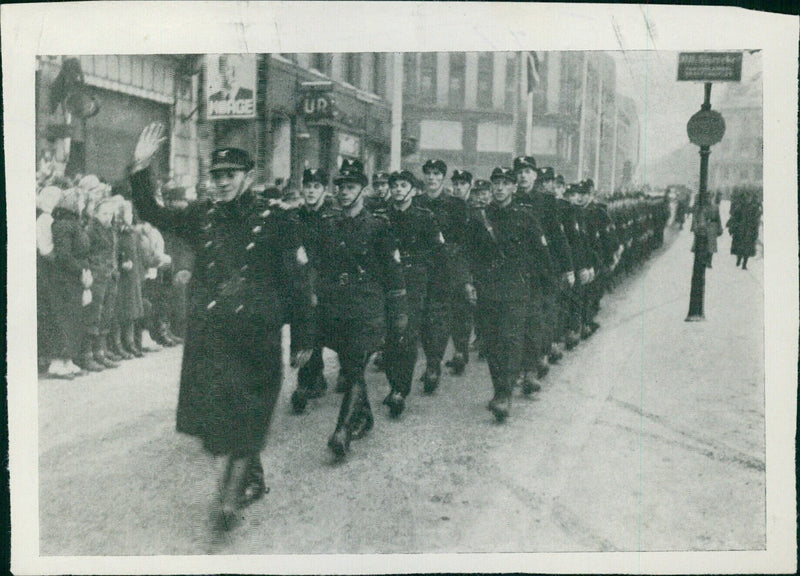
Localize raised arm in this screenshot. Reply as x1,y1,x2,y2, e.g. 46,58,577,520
128,123,199,243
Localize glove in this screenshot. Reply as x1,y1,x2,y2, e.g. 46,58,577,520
81,269,93,289
122,260,133,271
465,283,478,306
81,288,93,307
578,268,591,285
145,267,158,280
291,349,313,369
562,271,576,288
174,269,192,285
588,267,596,282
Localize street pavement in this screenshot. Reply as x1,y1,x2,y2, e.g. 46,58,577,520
38,204,765,555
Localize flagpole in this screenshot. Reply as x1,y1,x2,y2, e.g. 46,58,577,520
390,52,403,171
594,71,603,186
610,99,618,193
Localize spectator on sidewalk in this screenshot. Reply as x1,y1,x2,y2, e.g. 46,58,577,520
114,199,145,359
691,196,722,269
727,187,762,270
37,185,63,376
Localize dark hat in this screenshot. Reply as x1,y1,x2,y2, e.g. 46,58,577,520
555,174,565,185
302,168,329,186
372,171,390,185
513,155,537,172
539,167,555,182
471,179,491,192
451,169,473,183
210,147,254,172
490,167,516,183
566,183,581,195
388,170,420,188
576,181,592,195
583,178,595,190
334,158,368,187
422,159,447,175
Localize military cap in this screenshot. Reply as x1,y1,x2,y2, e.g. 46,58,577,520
490,167,517,183
576,180,592,195
334,158,368,187
539,167,555,182
78,174,102,191
555,174,565,185
422,159,447,175
388,169,419,188
513,155,537,172
302,168,329,185
210,147,255,172
372,171,390,185
451,169,473,183
583,178,595,190
471,179,491,192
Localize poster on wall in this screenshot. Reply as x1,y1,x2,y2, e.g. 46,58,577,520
206,54,256,120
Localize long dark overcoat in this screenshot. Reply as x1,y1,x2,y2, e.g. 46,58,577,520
728,200,762,258
130,168,313,456
116,225,144,321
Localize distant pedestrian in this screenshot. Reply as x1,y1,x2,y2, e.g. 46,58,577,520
691,198,722,269
727,188,762,270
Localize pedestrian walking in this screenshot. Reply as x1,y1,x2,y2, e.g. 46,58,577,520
727,187,762,270
691,196,723,269
128,123,315,532
313,159,408,457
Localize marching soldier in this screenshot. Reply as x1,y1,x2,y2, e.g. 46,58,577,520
314,159,408,458
554,175,590,351
513,156,574,390
445,169,474,375
465,167,554,421
575,179,621,338
466,179,492,360
128,124,315,532
289,168,339,414
414,159,469,392
365,171,391,212
377,170,450,417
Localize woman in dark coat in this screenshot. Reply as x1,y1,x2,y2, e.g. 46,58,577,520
50,188,94,376
114,199,145,358
128,123,314,532
727,189,762,269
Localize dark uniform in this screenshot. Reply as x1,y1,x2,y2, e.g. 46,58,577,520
445,169,474,375
364,171,390,213
513,157,573,380
581,184,620,336
414,160,470,391
316,159,407,457
129,149,314,460
556,193,589,347
376,170,448,416
465,179,492,359
465,167,554,422
289,169,339,414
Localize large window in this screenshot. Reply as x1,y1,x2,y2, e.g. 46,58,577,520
420,53,437,106
449,52,466,108
477,53,493,108
343,53,361,88
476,122,512,153
419,120,463,150
311,53,331,75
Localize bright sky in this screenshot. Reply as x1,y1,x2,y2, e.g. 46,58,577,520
611,50,762,181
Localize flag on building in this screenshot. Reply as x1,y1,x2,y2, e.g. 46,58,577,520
525,51,541,93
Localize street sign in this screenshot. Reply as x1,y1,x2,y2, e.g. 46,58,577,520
687,109,726,147
677,52,743,82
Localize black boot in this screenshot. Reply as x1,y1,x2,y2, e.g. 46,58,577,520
122,323,144,357
520,371,542,395
76,337,105,372
536,357,550,379
93,335,119,368
447,352,467,376
110,325,133,360
383,390,405,418
327,385,365,458
421,362,441,394
488,381,511,422
237,454,267,509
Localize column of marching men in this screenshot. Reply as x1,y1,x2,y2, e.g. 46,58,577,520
41,123,670,532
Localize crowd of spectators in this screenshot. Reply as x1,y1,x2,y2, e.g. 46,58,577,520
37,169,189,379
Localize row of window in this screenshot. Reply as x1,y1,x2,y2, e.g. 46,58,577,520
278,52,520,111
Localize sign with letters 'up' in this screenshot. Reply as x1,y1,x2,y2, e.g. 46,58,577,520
677,52,743,82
